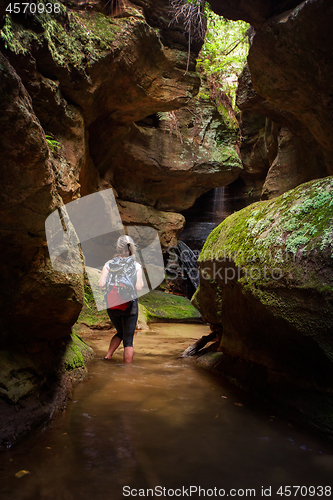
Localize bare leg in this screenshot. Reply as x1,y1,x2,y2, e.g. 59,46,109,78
105,335,121,359
124,346,134,363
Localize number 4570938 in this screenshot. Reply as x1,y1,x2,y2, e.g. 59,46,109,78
276,485,331,496
5,3,61,14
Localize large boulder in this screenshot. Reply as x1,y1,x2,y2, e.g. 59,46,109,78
193,177,333,434
0,52,83,344
118,200,185,250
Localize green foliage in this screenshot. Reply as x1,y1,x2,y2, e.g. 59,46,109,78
63,332,90,371
197,9,249,108
0,1,125,71
83,285,95,311
45,134,61,153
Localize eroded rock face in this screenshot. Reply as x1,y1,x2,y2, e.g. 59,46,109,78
118,200,185,249
208,0,302,29
236,66,327,201
0,51,86,448
261,127,328,200
0,0,201,205
0,52,83,345
103,96,242,211
193,177,333,434
248,0,333,176
0,0,240,217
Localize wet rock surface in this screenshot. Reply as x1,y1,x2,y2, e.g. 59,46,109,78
0,333,94,450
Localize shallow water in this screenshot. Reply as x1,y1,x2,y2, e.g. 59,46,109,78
1,323,333,500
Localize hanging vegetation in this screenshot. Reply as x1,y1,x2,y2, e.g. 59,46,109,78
197,9,250,114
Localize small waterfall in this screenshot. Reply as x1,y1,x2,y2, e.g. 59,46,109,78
179,187,228,250
180,185,255,250
212,186,225,219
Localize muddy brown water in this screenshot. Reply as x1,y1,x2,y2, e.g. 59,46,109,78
1,323,333,500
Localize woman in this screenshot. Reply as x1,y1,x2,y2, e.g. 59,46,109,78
98,235,144,363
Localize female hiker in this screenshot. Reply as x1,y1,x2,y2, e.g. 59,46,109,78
98,235,144,363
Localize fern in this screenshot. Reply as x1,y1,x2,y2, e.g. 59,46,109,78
45,134,61,153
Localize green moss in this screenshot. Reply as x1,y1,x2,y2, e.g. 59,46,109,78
199,177,333,297
0,15,39,54
212,142,242,167
74,277,110,329
202,178,333,262
0,2,128,70
217,103,238,131
139,290,201,322
63,332,91,371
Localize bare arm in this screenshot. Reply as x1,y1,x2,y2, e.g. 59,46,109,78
136,267,144,292
98,265,109,288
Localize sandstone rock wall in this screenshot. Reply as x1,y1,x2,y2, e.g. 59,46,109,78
235,65,327,201
0,51,87,448
105,95,242,211
0,52,83,346
215,1,332,203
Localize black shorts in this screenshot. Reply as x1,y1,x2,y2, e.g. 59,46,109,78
106,299,138,347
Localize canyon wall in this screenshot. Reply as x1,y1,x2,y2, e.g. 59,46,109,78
218,0,332,203
194,0,333,435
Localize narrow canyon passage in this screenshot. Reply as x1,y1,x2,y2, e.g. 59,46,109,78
1,324,332,500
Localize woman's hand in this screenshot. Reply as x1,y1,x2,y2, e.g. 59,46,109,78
98,265,109,288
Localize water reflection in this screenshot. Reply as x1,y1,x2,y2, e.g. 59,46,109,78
0,324,332,500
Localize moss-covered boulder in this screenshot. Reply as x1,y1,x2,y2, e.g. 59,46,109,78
139,290,201,323
193,177,333,435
